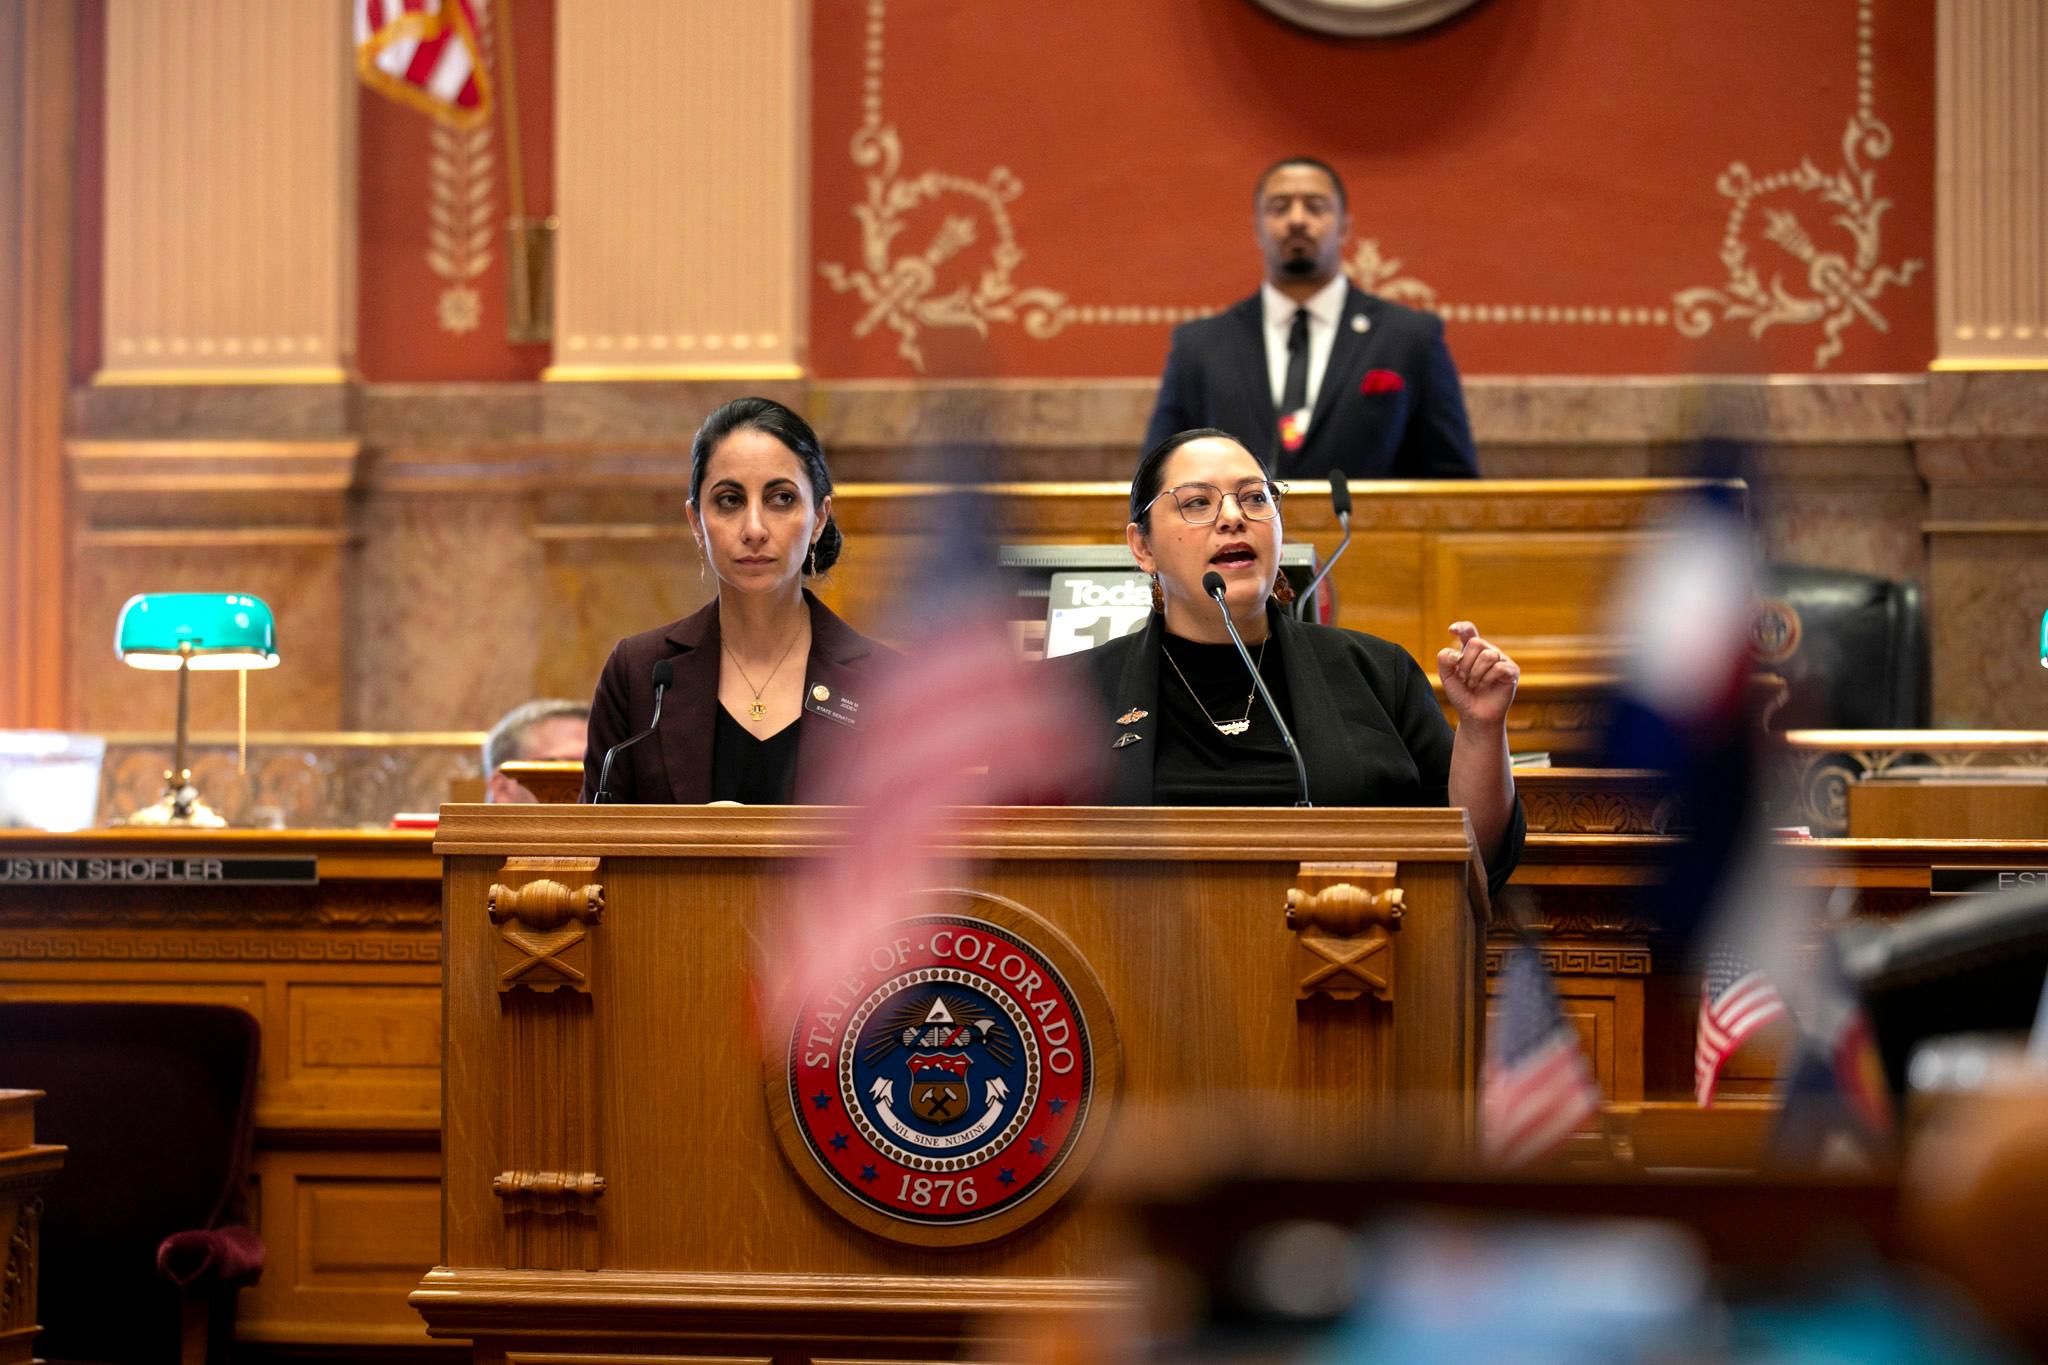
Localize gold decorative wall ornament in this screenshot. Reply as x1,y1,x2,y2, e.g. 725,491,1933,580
428,121,496,335
1672,111,1924,370
818,124,1070,374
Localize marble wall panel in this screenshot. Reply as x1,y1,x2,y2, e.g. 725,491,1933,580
1751,442,1929,586
348,492,540,731
69,533,347,733
68,383,355,440
535,528,713,706
1927,532,2048,728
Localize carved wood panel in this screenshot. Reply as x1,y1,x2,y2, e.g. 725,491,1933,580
488,856,605,1270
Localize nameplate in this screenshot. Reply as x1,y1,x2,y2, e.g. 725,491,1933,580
1930,866,2048,897
0,855,320,886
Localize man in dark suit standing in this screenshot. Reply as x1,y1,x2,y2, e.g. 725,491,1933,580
1144,157,1479,480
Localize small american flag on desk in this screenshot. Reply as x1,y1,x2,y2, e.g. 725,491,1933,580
1695,945,1786,1106
1482,940,1600,1167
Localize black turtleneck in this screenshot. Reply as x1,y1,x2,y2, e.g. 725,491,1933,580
1152,630,1302,806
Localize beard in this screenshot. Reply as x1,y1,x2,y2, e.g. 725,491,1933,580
1280,254,1321,278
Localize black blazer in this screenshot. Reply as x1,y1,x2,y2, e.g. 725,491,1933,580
1064,609,1523,892
1144,284,1479,481
579,591,898,804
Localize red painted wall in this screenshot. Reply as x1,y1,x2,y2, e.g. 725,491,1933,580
69,1,1935,384
809,0,1935,378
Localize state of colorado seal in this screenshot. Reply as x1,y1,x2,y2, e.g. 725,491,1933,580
767,891,1120,1247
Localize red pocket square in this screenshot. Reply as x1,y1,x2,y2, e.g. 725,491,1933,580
1361,369,1405,395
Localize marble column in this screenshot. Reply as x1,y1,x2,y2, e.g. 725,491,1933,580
1935,0,2047,369
548,0,807,380
98,0,356,384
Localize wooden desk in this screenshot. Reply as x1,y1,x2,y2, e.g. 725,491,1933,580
6,814,2019,1350
1849,773,2048,839
0,830,442,1349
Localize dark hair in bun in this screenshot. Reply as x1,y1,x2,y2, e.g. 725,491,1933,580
688,396,842,574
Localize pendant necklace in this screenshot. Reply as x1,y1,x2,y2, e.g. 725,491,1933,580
723,626,805,723
1163,638,1266,737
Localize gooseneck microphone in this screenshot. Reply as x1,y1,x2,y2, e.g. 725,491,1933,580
1203,571,1312,808
592,657,674,804
1295,471,1352,621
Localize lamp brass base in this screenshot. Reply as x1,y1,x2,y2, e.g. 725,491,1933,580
124,771,227,828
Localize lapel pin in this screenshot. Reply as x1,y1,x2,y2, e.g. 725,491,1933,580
1113,732,1143,749
811,684,830,702
1117,708,1148,725
1351,314,1370,334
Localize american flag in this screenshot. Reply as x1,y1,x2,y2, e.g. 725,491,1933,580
1482,940,1600,1167
1695,945,1786,1106
355,0,492,127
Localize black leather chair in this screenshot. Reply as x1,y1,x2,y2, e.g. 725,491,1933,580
1755,564,1930,730
1843,883,2048,1096
0,1001,264,1365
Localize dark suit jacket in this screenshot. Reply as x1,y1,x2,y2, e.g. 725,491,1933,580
1145,284,1479,480
1063,609,1522,893
579,592,898,804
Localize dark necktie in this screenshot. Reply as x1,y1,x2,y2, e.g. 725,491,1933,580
1278,308,1310,453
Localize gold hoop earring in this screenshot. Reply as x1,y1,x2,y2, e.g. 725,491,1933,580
1149,573,1163,614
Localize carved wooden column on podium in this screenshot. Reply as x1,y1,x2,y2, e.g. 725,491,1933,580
99,0,356,384
550,0,807,379
486,856,605,1271
0,1090,65,1365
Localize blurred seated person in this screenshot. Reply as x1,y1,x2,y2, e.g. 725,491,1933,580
580,397,898,805
484,699,590,803
1063,428,1523,892
1145,156,1479,480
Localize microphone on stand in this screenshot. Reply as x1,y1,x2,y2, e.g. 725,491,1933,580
592,658,674,804
1203,571,1311,808
1296,471,1352,622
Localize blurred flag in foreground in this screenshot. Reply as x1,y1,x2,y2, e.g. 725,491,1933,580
755,491,1101,1047
1771,932,1893,1169
356,0,492,128
1696,942,1787,1106
1599,459,1759,959
1483,939,1601,1167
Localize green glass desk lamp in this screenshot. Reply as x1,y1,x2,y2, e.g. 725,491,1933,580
115,592,279,826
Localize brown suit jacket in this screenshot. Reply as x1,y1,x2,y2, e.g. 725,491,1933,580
578,591,897,804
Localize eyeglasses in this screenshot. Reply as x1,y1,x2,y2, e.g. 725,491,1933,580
1147,480,1285,526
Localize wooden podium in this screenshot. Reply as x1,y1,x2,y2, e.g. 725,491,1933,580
415,804,1489,1355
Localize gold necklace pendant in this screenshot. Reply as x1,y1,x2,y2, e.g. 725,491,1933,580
748,700,767,722
1162,638,1266,739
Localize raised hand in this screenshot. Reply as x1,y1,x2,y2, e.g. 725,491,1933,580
1436,621,1519,729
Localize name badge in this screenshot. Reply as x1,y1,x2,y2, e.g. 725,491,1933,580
804,682,862,728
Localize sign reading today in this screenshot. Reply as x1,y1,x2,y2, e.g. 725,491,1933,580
0,855,320,886
1043,571,1151,659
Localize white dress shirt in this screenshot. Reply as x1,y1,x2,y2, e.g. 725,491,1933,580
1262,273,1350,417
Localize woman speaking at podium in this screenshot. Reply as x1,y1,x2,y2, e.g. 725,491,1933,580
1069,428,1524,892
578,398,897,805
